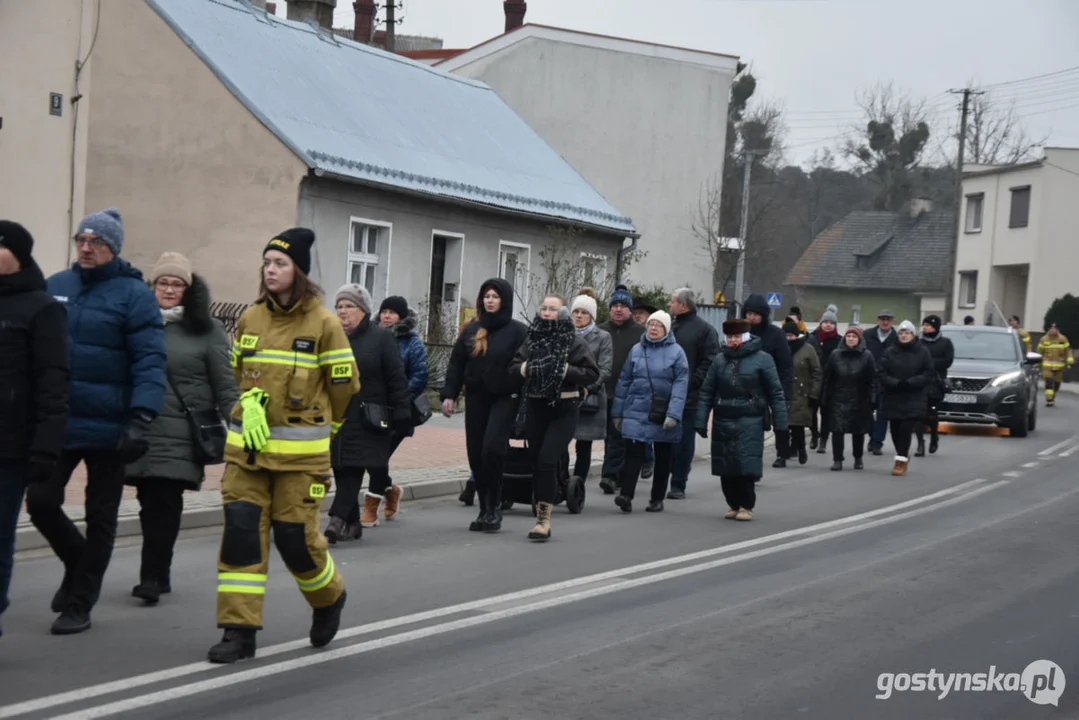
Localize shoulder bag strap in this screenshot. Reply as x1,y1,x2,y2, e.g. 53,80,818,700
164,367,194,417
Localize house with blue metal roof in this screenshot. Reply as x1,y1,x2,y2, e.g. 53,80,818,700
4,0,635,332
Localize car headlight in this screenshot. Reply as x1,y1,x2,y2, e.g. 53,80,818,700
991,371,1023,387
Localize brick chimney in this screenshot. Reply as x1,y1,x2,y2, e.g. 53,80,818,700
504,1,526,33
353,0,376,43
909,197,933,218
287,0,336,29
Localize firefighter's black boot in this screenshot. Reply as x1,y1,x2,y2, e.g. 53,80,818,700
310,590,347,649
207,628,257,664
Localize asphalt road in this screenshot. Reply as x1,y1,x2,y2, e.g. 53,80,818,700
2,395,1078,719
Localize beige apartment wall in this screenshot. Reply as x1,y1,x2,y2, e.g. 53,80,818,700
82,0,308,302
0,0,96,275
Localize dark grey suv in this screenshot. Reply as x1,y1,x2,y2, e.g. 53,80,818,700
936,325,1041,437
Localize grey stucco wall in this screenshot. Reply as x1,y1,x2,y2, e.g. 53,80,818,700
299,177,625,331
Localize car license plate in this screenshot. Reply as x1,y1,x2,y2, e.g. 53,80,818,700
945,393,978,404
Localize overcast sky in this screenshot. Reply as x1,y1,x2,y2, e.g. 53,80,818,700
279,0,1079,166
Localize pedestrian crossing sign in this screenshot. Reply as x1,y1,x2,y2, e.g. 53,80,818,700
767,292,782,308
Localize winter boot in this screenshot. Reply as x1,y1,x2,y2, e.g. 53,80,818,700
131,580,171,605
459,478,476,506
383,484,403,521
810,429,819,450
483,484,503,532
724,508,739,520
528,502,553,541
735,508,753,521
207,628,257,664
310,590,347,648
614,494,632,513
914,434,926,457
324,516,346,545
772,456,787,469
891,457,909,476
830,461,843,471
342,522,363,541
360,492,382,528
798,447,809,465
854,457,864,470
817,437,828,455
598,475,619,495
645,499,664,513
50,569,74,613
929,430,939,454
469,485,490,532
641,463,654,479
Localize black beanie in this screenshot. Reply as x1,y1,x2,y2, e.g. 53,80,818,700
783,320,801,336
379,295,409,318
923,315,942,333
265,227,315,275
0,220,34,269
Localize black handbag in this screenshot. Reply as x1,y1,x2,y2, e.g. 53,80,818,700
642,349,670,425
411,394,433,426
166,370,226,466
580,392,602,414
359,401,391,433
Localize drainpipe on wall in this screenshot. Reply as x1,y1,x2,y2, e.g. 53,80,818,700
615,236,638,286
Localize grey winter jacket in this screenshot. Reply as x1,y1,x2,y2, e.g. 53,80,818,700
125,276,237,489
575,325,613,441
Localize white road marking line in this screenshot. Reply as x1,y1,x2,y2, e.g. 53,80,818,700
45,479,1012,720
1039,436,1078,456
1060,445,1079,458
1002,471,1022,478
1022,462,1040,468
0,477,990,719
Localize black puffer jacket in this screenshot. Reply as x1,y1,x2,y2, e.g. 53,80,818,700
598,316,644,397
864,325,897,362
807,326,842,367
441,278,528,400
0,261,68,462
878,339,937,421
671,309,721,413
920,331,955,401
334,315,410,469
743,294,794,401
821,338,876,435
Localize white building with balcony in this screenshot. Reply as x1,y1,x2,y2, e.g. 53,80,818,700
953,147,1079,329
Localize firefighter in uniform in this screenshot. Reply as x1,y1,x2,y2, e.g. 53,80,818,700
207,228,360,663
1037,322,1073,407
1009,315,1032,353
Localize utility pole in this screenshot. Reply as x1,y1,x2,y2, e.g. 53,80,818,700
383,1,399,52
733,149,765,316
943,87,983,322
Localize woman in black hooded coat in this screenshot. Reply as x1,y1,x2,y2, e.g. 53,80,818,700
878,320,937,476
441,279,528,533
820,325,876,471
916,315,955,456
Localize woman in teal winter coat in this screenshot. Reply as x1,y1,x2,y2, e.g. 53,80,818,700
695,318,788,521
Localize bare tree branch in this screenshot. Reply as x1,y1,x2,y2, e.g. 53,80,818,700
966,91,1048,165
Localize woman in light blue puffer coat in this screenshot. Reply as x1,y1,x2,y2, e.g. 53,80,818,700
610,310,689,514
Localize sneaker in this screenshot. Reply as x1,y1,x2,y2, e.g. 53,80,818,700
614,495,633,513
310,590,347,648
51,606,92,635
645,500,664,513
830,461,842,471
735,508,753,521
383,483,403,521
207,628,257,664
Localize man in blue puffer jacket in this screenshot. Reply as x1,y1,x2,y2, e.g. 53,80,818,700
26,207,166,636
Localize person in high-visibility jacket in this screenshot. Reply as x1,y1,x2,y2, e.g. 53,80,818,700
207,228,359,664
1009,315,1032,353
1037,323,1073,407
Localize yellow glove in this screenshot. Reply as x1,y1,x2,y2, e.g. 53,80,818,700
240,388,271,452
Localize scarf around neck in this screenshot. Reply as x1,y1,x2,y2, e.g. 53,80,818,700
523,317,576,400
161,306,185,324
577,322,596,337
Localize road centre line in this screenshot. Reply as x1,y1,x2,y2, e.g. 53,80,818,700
47,479,1012,720
1039,436,1078,456
0,476,991,719
1059,445,1079,458
1022,462,1040,468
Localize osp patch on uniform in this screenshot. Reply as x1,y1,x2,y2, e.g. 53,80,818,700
330,363,353,383
239,334,260,351
309,483,326,499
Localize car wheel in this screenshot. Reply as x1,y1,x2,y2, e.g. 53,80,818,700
1028,395,1038,431
1009,399,1030,438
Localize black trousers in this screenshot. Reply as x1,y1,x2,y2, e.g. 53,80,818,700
618,440,674,502
831,433,865,462
721,475,756,511
524,398,579,505
790,426,806,453
135,479,186,586
26,449,126,612
916,401,940,440
464,392,517,500
573,440,593,479
890,419,917,458
330,466,390,524
811,402,831,444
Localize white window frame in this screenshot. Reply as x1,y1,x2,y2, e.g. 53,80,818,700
427,229,466,339
851,305,861,326
347,216,393,297
498,240,531,316
580,252,608,292
958,271,978,309
964,193,984,233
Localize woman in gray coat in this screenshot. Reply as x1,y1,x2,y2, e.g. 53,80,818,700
569,290,613,481
126,253,237,605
